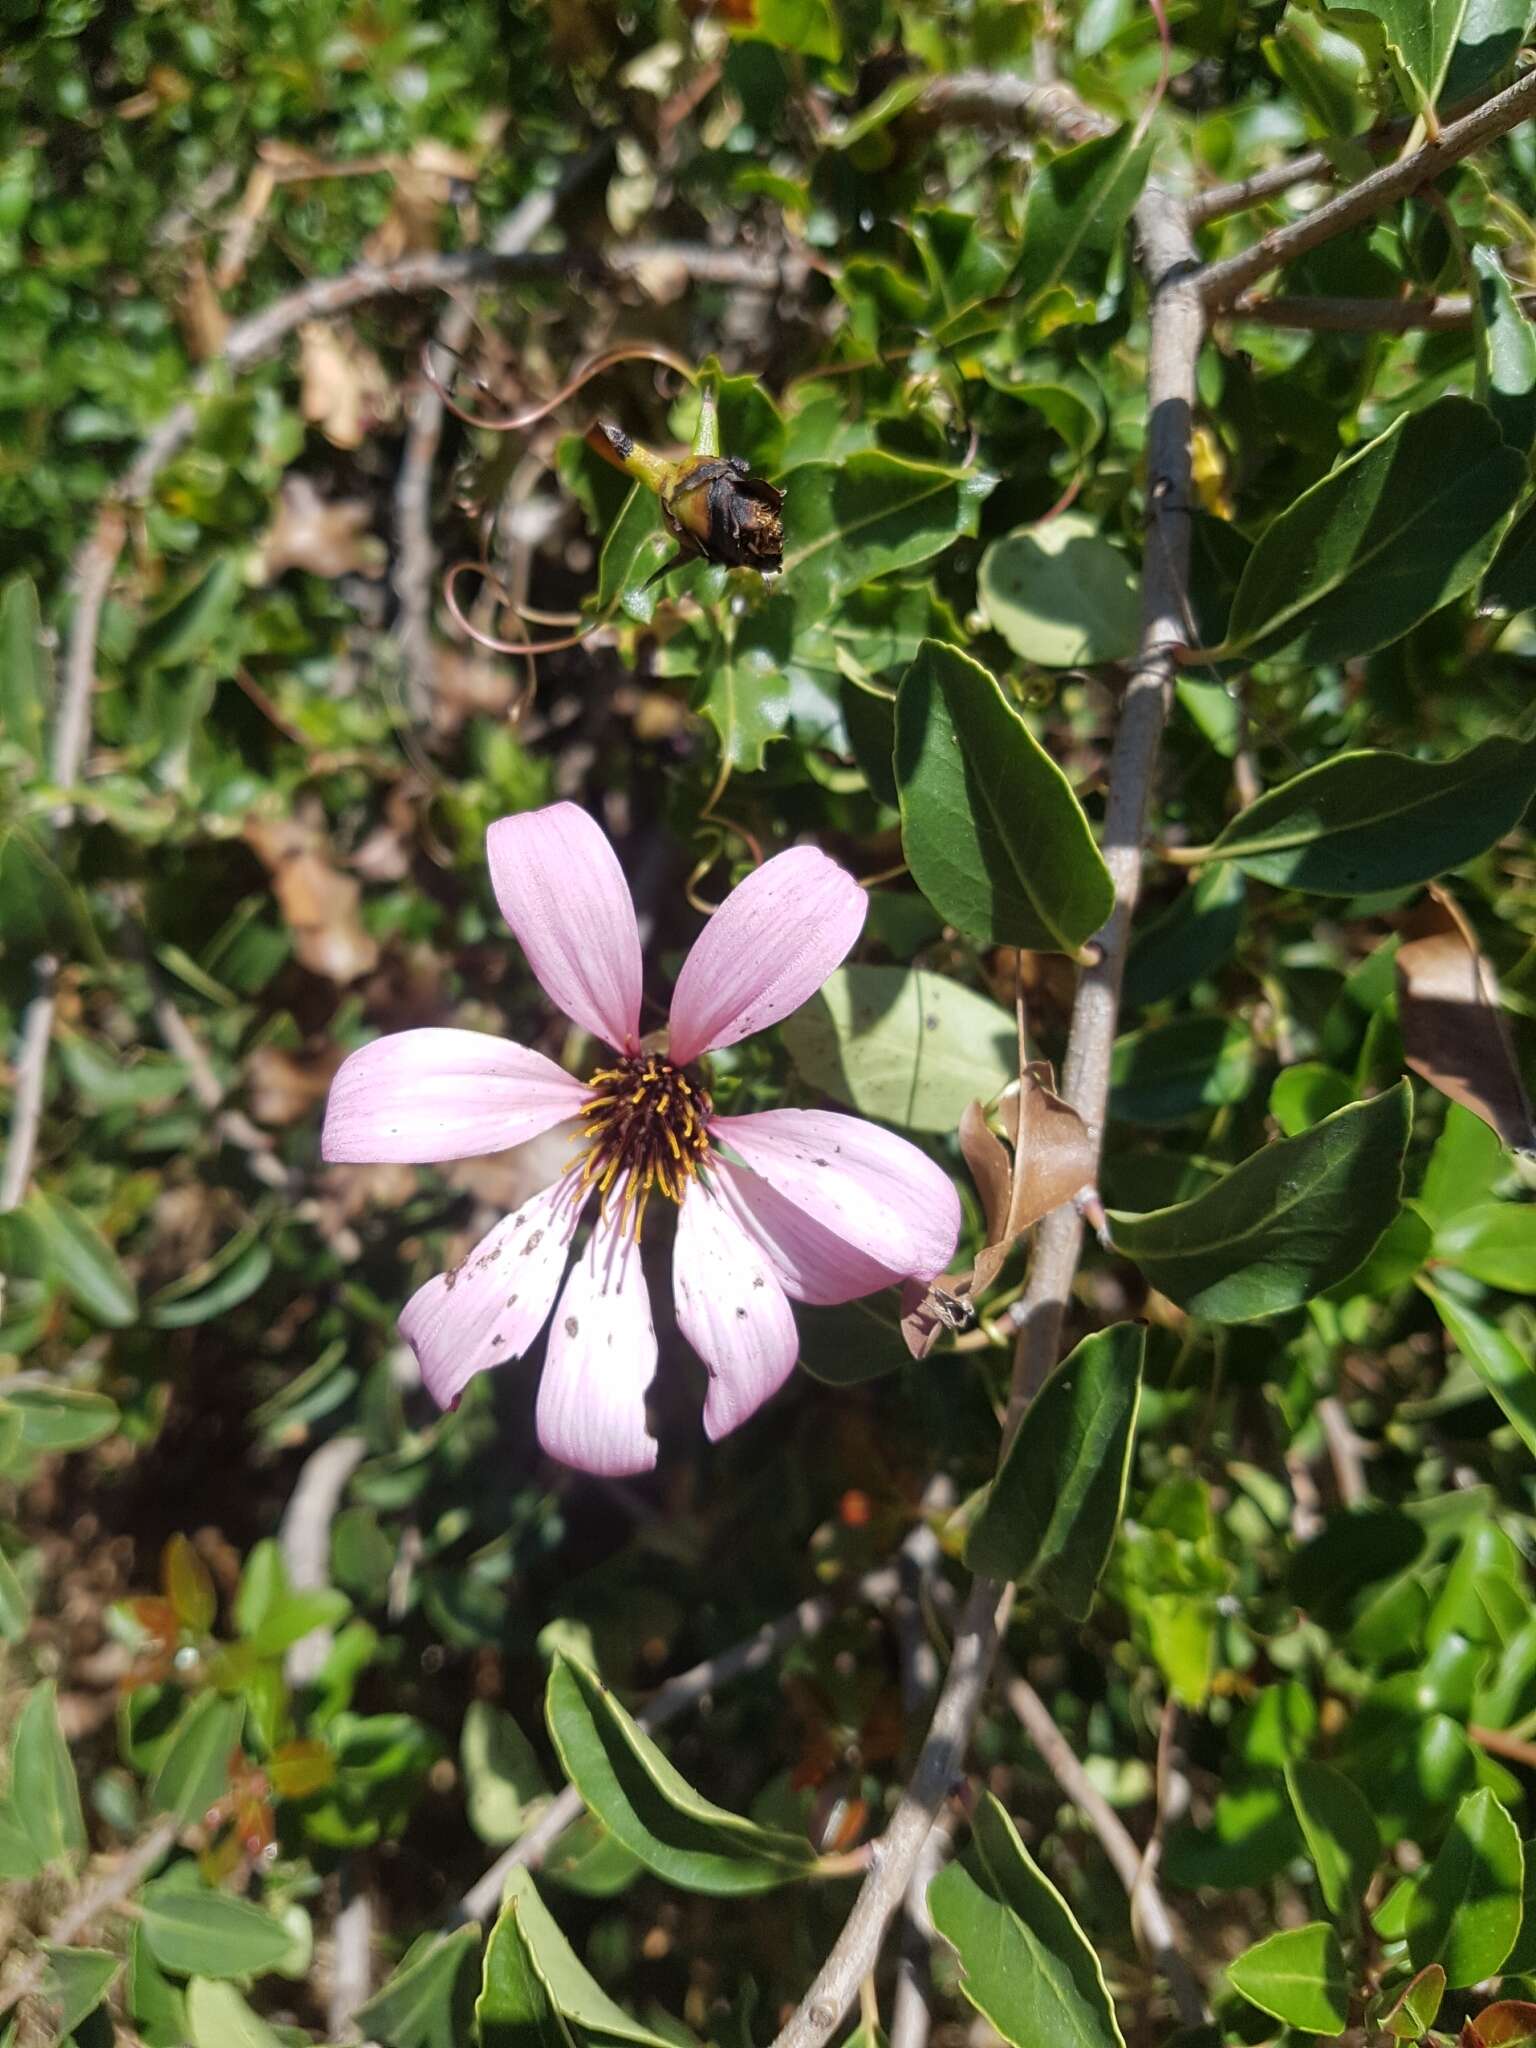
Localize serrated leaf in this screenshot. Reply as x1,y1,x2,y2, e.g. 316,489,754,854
545,1656,818,1895
1286,1760,1381,1919
1015,125,1154,310
965,1325,1144,1617
929,1793,1126,2048
896,640,1113,953
1407,1787,1524,1984
774,455,993,629
1227,1922,1349,2035
1110,1084,1411,1320
138,1879,294,1978
1327,0,1471,112
1220,397,1525,663
1205,735,1536,894
353,1929,481,2048
978,514,1140,668
781,963,1016,1134
10,1679,85,1866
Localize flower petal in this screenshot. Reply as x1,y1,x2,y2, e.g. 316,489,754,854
710,1161,899,1305
399,1178,581,1408
711,1108,960,1293
667,846,866,1064
537,1196,658,1475
322,1028,589,1163
486,804,643,1052
674,1179,798,1441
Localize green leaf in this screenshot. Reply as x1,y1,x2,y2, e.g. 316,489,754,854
148,1240,272,1328
1204,734,1536,895
594,483,669,627
978,514,1140,668
138,1880,293,1979
482,1870,674,2048
1270,1062,1357,1135
1474,245,1536,452
1286,1760,1381,1919
23,1187,137,1329
1327,0,1471,113
965,1325,1144,1618
0,1547,27,1644
0,1385,120,1453
1,575,50,765
775,455,994,629
354,1929,482,2048
245,1586,351,1658
929,1793,1126,2048
1220,397,1526,663
477,1892,574,2048
1227,1923,1349,2036
1110,1084,1412,1321
688,597,798,773
1445,0,1536,96
185,1977,286,2048
544,1656,818,1894
741,0,841,59
1407,1786,1524,1984
462,1702,550,1847
1265,8,1378,135
1422,1284,1536,1457
0,1797,44,1880
0,827,95,960
128,1924,188,2048
1109,1015,1260,1125
895,641,1114,953
10,1680,86,1867
148,1692,244,1825
1015,125,1155,310
780,963,1016,1134
1434,1202,1536,1291
1121,865,1247,1010
1377,1962,1445,2040
39,1945,121,2038
1486,500,1536,612
136,555,243,671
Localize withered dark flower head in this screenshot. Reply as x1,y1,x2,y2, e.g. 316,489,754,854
665,455,784,574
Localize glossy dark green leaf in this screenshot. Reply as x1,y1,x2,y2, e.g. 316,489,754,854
1220,398,1526,663
1270,1062,1357,1135
545,1656,818,1894
352,1928,481,2048
895,641,1113,953
1121,865,1246,1009
24,1187,137,1328
1423,1284,1536,1457
148,1692,244,1825
1,574,50,765
1474,245,1536,452
1015,125,1154,310
775,455,993,629
1110,1085,1411,1320
1407,1787,1524,1984
138,1879,293,1978
929,1794,1126,2048
1444,0,1536,99
781,963,1016,1133
1485,500,1536,612
1434,1202,1536,1292
486,1869,673,2047
1328,0,1470,111
978,514,1139,668
1109,1015,1260,1124
10,1679,85,1866
1205,735,1536,894
594,483,668,626
1227,1923,1349,2036
1286,1760,1381,1919
966,1325,1144,1617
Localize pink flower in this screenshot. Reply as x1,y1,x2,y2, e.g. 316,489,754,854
321,803,960,1476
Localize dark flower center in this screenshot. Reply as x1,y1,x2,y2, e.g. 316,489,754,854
577,1052,713,1237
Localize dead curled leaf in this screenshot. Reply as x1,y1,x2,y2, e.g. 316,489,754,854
1463,2003,1536,2048
244,811,381,986
256,475,383,582
900,1063,1096,1358
1396,885,1536,1154
298,323,397,450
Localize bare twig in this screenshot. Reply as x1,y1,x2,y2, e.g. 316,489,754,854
1196,66,1536,306
147,976,299,1193
1316,1395,1369,1509
890,1489,952,2048
1003,1667,1207,2027
455,1560,905,1925
328,1868,375,2040
1190,148,1335,226
1226,289,1484,329
0,966,58,1214
0,1816,178,2022
278,1432,367,1686
914,70,1114,144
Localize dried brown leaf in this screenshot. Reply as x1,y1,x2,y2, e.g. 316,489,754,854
958,1099,1012,1245
298,323,396,450
257,475,383,582
177,253,228,360
1464,2003,1536,2048
247,1045,342,1127
244,811,381,985
1002,1061,1097,1236
1397,885,1536,1154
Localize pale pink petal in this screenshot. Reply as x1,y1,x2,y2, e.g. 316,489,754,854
667,846,866,1065
673,1178,798,1441
537,1196,658,1475
399,1178,582,1408
322,1028,589,1164
710,1161,900,1305
486,805,643,1052
710,1109,960,1293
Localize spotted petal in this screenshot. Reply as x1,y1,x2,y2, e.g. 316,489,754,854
399,1178,582,1409
486,803,644,1053
711,1108,960,1294
537,1195,658,1475
322,1028,589,1164
668,846,866,1065
674,1179,799,1441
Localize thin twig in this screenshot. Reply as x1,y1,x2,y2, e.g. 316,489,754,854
1196,66,1536,306
1226,289,1483,329
0,1816,178,2022
454,1560,905,1925
1003,1667,1208,2027
0,967,58,1214
890,1488,951,2048
1190,148,1335,225
1316,1395,1369,1509
913,70,1114,144
278,1432,367,1686
328,1869,375,2040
